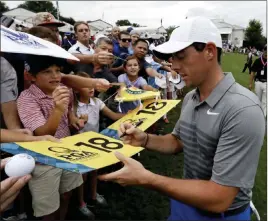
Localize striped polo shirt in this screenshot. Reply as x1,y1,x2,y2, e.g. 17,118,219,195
17,84,73,139
172,73,265,210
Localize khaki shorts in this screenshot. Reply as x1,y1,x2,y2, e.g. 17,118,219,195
29,164,83,217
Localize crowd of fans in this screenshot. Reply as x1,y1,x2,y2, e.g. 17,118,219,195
0,12,182,220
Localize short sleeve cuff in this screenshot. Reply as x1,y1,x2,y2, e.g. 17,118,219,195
25,119,47,133
211,173,254,189
1,89,17,103
100,101,105,110
171,131,180,140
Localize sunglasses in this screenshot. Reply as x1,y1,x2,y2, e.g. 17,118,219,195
78,29,89,32
121,38,131,43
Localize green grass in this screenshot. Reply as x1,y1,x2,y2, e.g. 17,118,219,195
95,53,267,220
222,53,267,221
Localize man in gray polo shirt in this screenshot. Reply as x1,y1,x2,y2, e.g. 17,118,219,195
1,57,21,129
98,17,265,220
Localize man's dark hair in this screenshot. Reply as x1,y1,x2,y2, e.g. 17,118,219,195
192,42,222,64
123,55,140,68
74,21,89,33
28,26,58,44
133,39,149,48
119,31,130,40
26,55,65,76
95,37,113,47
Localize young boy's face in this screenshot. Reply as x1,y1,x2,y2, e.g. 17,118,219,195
32,65,62,94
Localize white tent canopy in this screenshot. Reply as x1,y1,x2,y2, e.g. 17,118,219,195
3,7,74,33
3,8,36,24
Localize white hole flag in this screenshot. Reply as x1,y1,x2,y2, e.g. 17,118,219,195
1,25,79,61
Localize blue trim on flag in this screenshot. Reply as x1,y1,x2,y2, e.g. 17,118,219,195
1,143,93,174
100,128,119,139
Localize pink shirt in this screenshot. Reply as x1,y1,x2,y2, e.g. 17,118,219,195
17,84,73,139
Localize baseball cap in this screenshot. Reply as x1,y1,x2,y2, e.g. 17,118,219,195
153,17,222,56
33,12,65,27
129,30,140,36
127,27,134,33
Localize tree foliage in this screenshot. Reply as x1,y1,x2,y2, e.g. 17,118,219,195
115,19,142,27
245,19,266,50
0,1,9,14
132,23,140,27
17,1,76,25
116,19,132,26
59,15,75,25
18,1,57,17
166,26,176,37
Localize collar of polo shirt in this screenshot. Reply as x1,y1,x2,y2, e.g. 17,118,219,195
76,40,92,51
192,73,235,108
29,84,52,99
77,98,96,107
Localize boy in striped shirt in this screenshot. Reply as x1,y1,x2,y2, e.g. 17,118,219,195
17,54,84,220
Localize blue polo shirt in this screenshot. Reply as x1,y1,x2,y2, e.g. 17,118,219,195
112,47,130,68
112,39,120,56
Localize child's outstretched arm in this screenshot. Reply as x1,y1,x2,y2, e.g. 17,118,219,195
145,67,162,79
0,129,59,143
101,106,125,121
142,85,158,92
61,73,110,92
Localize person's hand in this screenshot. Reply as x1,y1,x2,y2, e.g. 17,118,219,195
94,51,114,65
34,135,61,143
79,114,88,123
118,123,147,147
176,89,184,97
1,158,11,169
170,70,178,79
12,129,32,136
156,74,163,79
93,79,111,92
70,118,85,130
66,59,79,65
98,152,151,186
249,83,253,91
52,86,70,113
0,158,32,212
161,61,172,67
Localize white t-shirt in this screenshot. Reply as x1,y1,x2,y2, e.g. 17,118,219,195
68,41,94,55
76,98,105,133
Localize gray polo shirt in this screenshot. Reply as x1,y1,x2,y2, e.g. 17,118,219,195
1,57,18,103
172,72,265,210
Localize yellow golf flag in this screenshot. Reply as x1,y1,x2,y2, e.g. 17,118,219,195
115,86,160,102
16,131,143,169
108,99,180,131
